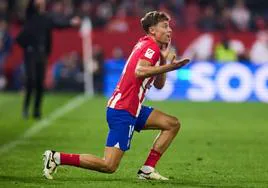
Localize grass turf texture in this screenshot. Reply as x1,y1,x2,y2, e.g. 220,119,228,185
0,92,267,188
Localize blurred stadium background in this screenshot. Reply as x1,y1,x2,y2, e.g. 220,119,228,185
0,0,268,187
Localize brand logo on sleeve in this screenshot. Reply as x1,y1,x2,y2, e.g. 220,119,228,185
144,48,155,59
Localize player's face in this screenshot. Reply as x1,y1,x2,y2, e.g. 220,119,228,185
151,20,172,45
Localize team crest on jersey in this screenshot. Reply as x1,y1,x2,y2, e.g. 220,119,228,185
144,48,155,59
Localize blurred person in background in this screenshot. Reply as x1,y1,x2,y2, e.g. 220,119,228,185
0,17,11,66
94,0,113,28
92,45,104,95
49,0,64,19
198,5,219,31
77,0,92,19
214,34,238,62
53,51,83,91
251,15,267,32
0,17,12,90
111,46,125,63
12,0,29,23
0,0,8,20
107,8,129,33
230,0,250,31
217,6,236,31
62,0,74,17
250,30,268,64
181,0,200,29
16,0,81,119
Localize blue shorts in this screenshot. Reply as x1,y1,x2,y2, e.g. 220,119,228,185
106,106,154,151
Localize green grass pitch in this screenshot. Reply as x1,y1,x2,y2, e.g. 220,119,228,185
0,92,268,188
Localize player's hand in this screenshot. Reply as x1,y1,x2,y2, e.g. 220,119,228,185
160,42,176,65
70,16,81,27
170,58,190,69
160,42,172,60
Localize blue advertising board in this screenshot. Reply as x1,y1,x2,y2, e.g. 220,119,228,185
104,60,268,102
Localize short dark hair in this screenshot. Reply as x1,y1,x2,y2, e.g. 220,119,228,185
140,11,170,34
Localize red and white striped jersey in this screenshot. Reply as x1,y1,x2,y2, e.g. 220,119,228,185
107,36,161,117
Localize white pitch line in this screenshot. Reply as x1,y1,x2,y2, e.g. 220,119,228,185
0,95,88,154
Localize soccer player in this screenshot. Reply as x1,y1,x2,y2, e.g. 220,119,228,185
43,11,190,180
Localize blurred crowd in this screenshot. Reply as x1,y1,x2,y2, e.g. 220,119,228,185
0,0,265,31
0,0,268,91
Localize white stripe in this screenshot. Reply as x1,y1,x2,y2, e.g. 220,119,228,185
0,95,88,154
136,83,145,116
138,78,150,100
136,102,142,117
107,95,115,107
122,50,135,74
136,78,150,116
109,93,121,108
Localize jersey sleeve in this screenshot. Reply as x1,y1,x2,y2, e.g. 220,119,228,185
139,44,160,65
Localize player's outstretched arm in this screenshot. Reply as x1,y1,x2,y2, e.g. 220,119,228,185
135,58,190,79
51,16,81,29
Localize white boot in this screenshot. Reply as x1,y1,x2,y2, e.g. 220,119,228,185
137,166,169,180
43,150,58,180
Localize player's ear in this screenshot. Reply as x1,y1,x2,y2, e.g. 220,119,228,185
149,26,155,35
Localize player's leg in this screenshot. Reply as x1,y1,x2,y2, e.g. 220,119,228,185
22,51,34,119
43,108,135,179
43,147,124,179
79,146,124,173
143,109,180,154
135,106,180,180
33,54,46,119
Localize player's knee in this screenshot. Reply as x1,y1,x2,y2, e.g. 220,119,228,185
169,116,181,133
104,163,118,174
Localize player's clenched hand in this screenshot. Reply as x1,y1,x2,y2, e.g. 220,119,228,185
160,43,176,64
160,43,170,60
170,58,190,69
